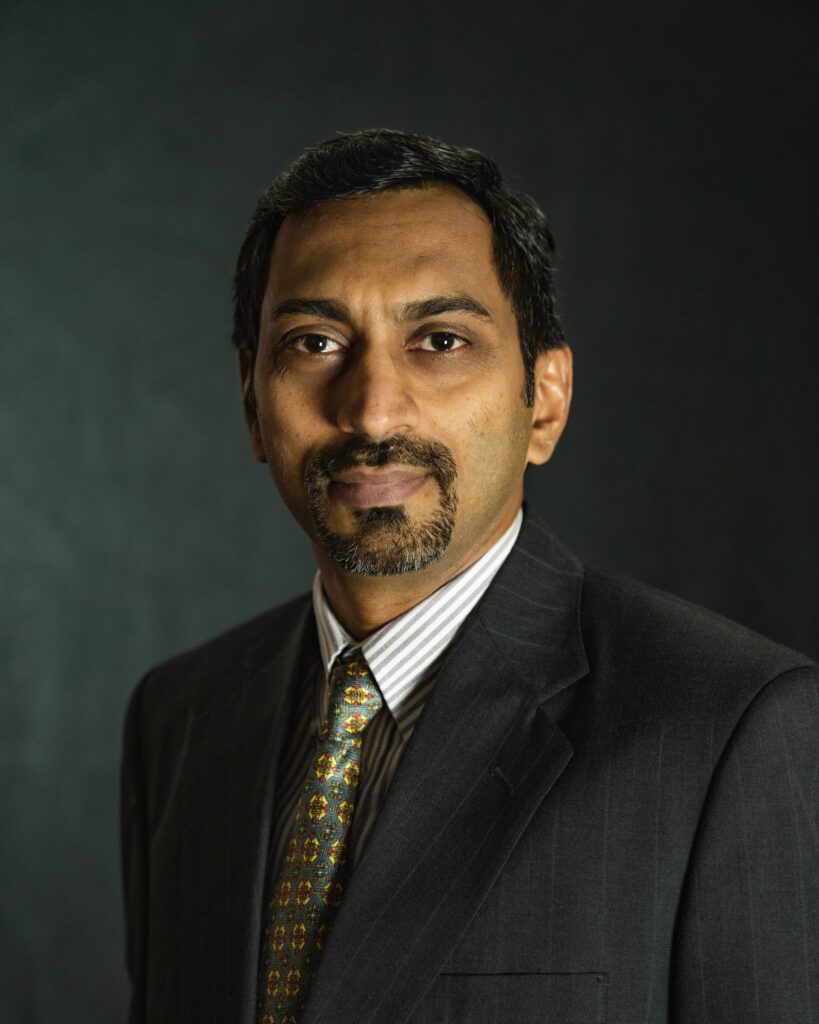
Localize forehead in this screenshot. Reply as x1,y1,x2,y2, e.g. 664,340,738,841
265,185,503,302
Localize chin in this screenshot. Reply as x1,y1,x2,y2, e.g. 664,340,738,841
314,501,457,576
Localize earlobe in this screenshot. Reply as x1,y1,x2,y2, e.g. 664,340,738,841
237,346,268,464
527,344,573,466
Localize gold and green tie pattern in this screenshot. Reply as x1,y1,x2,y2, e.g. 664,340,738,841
258,650,383,1024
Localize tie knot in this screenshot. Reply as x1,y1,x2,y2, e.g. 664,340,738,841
324,652,383,742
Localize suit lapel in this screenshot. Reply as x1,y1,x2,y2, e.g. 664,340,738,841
301,512,588,1024
156,599,315,1023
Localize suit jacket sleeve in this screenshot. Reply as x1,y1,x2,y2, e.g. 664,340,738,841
120,673,150,1024
671,664,819,1023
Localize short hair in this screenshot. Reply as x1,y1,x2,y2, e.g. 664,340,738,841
232,128,564,404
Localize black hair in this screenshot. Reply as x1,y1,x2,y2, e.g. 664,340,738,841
232,128,564,404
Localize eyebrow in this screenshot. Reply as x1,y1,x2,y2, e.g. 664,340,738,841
269,293,493,326
396,295,493,323
269,298,351,323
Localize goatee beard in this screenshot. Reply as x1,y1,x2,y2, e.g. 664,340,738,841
305,436,458,576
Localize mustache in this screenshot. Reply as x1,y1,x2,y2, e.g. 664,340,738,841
306,435,457,489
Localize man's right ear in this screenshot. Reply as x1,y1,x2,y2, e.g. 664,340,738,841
237,345,267,463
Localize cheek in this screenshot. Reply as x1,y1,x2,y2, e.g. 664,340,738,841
442,416,522,506
256,395,311,487
465,396,530,456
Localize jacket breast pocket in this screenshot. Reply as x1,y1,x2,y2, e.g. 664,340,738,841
418,971,608,1024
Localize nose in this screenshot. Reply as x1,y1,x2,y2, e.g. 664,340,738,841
332,343,420,440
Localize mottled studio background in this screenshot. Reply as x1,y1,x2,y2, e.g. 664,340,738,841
1,1,817,1020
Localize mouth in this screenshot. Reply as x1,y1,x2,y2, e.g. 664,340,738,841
329,468,429,507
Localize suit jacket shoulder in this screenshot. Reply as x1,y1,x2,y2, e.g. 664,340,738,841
580,565,814,717
131,591,313,728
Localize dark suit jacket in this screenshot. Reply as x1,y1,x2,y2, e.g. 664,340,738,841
121,512,818,1023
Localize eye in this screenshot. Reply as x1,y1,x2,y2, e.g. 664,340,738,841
416,331,469,353
289,333,345,354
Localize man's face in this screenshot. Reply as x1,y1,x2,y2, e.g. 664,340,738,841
244,185,556,580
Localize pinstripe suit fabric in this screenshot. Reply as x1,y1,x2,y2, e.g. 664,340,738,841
121,509,818,1023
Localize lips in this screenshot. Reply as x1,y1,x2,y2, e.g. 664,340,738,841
330,469,429,506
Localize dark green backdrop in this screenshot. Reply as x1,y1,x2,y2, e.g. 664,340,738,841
2,1,816,1020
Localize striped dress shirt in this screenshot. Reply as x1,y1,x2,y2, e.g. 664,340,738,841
268,507,523,877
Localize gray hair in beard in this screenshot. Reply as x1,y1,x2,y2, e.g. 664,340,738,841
305,435,458,576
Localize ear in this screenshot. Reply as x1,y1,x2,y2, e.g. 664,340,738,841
527,344,573,466
237,345,267,463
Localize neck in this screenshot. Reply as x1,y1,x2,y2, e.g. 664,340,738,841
315,505,521,639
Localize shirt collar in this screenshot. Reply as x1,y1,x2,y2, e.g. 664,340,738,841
312,507,523,738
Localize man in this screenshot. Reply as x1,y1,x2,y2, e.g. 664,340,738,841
121,130,818,1024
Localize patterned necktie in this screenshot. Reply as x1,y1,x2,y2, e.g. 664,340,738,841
257,649,383,1024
